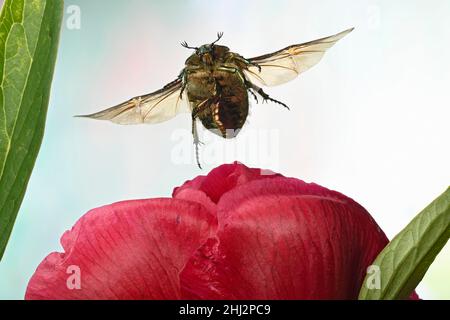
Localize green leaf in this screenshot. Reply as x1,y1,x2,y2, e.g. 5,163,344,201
0,0,64,260
359,187,450,299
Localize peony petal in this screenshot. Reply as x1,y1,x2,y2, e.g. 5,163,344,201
181,177,390,299
26,163,419,300
174,162,280,203
173,188,217,218
26,198,215,300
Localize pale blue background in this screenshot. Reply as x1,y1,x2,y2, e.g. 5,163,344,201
0,0,449,299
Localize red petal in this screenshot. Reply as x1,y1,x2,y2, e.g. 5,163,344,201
26,198,215,300
173,188,217,219
181,177,389,299
173,162,280,204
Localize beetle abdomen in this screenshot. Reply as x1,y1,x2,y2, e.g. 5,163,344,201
188,68,249,139
197,88,248,139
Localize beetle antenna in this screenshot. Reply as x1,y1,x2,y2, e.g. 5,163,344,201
211,32,224,46
181,41,198,50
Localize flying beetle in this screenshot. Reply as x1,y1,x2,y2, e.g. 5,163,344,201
78,28,353,168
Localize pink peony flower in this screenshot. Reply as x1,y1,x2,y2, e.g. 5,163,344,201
25,162,417,299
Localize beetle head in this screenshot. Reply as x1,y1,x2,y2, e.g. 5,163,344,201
181,32,224,66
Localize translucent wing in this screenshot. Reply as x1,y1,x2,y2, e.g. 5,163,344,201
244,28,353,87
77,79,190,125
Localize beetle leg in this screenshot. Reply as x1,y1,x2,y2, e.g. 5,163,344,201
192,98,211,119
180,66,202,99
247,87,259,103
242,79,260,104
227,53,262,72
191,98,212,169
179,70,188,99
191,115,203,169
240,58,262,72
247,82,290,110
249,61,262,72
216,66,247,85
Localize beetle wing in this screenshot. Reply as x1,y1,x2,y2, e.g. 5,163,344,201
244,28,353,87
77,79,190,125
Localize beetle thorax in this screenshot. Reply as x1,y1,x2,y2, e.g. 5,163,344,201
196,44,229,66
